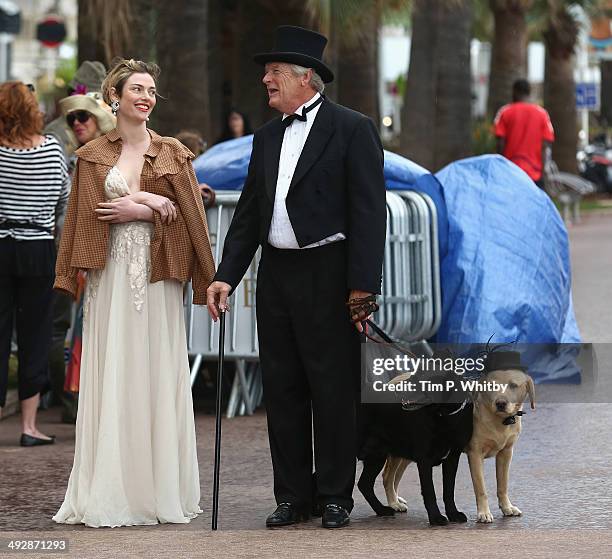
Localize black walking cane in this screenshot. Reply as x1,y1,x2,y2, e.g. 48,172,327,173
212,309,226,530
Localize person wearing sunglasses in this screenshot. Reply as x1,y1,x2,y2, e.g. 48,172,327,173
43,64,111,429
59,93,116,148
45,94,116,426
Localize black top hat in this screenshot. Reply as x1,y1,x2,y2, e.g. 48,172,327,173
484,351,527,373
253,25,334,84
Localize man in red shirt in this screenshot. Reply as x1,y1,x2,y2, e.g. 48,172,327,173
494,79,555,188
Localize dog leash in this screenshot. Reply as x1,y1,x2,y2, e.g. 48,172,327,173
364,319,416,356
364,319,393,343
364,319,431,411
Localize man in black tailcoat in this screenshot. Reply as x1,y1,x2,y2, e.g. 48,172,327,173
207,25,386,529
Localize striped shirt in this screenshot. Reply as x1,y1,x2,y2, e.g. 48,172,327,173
0,135,70,241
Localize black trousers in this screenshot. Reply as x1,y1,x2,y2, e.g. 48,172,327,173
256,241,361,512
0,238,55,407
49,290,77,419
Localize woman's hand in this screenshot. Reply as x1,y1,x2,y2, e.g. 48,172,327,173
129,192,177,224
95,197,153,223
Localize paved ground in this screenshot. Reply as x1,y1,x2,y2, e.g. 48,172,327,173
1,213,612,558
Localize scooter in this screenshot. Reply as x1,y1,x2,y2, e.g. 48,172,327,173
578,135,612,193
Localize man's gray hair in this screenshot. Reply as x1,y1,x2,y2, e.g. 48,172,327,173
290,64,325,93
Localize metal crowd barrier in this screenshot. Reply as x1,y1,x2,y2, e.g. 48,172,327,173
376,191,441,344
184,192,261,418
185,190,441,417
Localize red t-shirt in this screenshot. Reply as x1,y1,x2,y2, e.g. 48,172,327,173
494,102,555,181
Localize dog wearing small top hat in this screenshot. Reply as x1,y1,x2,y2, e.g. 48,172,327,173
465,350,536,523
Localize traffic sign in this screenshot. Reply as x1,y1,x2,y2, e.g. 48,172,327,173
36,15,66,48
576,83,599,110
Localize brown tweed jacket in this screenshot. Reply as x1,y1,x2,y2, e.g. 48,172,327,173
55,128,216,305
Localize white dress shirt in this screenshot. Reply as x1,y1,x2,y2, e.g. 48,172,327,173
268,92,346,249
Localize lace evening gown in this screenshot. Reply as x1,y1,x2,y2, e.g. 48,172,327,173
53,166,202,527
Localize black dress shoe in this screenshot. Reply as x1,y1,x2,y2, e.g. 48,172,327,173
20,434,56,447
322,504,350,529
266,503,307,528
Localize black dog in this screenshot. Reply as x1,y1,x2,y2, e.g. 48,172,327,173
357,398,473,525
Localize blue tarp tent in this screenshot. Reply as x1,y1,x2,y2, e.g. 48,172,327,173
194,140,581,382
431,154,580,346
194,135,430,190
427,155,581,383
194,135,255,190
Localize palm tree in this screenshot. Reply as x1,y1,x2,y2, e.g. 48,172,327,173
602,59,612,127
540,1,597,173
77,0,145,64
539,1,612,173
129,0,156,61
230,0,315,128
399,0,473,171
587,4,612,127
154,0,211,139
207,0,225,143
307,0,410,128
487,0,534,117
338,1,383,124
308,0,382,124
77,0,157,65
77,0,105,64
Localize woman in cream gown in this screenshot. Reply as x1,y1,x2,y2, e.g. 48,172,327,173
53,60,210,528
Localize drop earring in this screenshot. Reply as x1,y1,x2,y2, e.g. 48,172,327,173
111,100,119,116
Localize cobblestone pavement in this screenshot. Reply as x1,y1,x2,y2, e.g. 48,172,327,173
1,214,611,558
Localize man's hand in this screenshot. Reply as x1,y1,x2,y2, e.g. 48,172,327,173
199,183,216,209
207,281,232,321
347,289,377,332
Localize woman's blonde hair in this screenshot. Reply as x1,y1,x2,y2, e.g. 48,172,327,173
101,58,161,105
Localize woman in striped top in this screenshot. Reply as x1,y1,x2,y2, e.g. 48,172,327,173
0,81,70,446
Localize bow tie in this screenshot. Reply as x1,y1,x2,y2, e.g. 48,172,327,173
281,95,324,129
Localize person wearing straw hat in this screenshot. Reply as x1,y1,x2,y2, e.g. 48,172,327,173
45,62,111,425
59,93,116,149
207,25,386,529
46,94,116,425
45,61,108,160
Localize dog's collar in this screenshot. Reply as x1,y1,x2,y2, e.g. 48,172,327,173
502,410,525,425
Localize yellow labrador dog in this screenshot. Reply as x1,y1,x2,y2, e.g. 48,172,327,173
466,351,535,523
